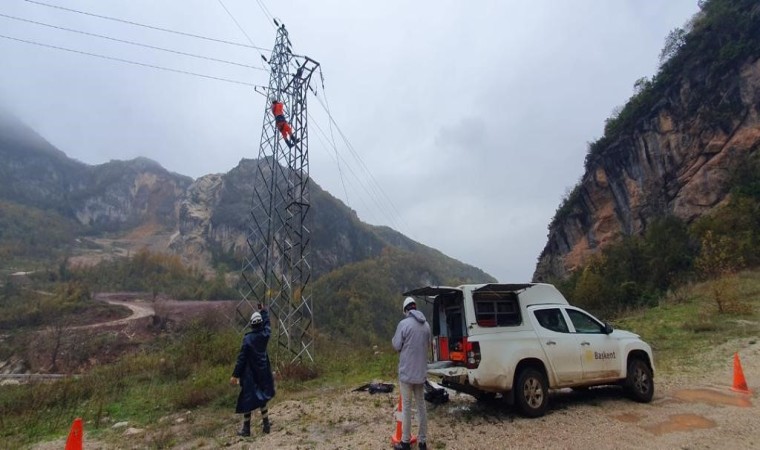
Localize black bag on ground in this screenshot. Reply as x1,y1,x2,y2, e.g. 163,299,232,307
424,380,449,404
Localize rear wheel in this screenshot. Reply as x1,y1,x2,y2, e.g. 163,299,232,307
625,358,654,403
514,367,548,417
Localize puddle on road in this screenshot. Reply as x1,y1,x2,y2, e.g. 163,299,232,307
611,412,642,423
644,414,716,436
673,388,752,407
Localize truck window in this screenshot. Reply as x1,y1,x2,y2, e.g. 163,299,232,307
534,308,569,333
473,292,520,327
566,309,605,333
446,307,464,339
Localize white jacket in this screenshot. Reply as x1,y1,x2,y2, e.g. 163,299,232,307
392,309,431,384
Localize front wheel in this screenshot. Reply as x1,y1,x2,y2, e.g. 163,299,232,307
625,358,654,403
514,367,548,417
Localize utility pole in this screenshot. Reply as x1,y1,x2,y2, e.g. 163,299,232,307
237,23,318,363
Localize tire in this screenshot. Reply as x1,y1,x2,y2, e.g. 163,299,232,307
514,367,549,417
625,358,654,403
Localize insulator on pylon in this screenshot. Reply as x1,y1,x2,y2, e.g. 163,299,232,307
273,18,280,27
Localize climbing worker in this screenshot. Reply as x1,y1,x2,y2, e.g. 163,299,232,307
271,99,298,147
230,303,275,437
392,297,431,450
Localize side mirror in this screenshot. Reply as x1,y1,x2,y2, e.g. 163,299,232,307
603,322,613,334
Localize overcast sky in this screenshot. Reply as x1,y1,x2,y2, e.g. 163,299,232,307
0,0,701,282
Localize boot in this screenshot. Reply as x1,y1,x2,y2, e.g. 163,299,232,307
393,442,411,450
262,418,271,434
419,442,427,450
237,421,251,437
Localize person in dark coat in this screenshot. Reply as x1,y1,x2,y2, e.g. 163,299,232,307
230,304,275,436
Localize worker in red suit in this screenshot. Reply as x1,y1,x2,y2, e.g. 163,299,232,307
271,100,298,147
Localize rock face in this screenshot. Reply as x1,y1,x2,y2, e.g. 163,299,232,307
534,58,760,281
167,158,447,280
170,173,225,268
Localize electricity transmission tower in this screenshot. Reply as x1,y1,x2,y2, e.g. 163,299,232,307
237,23,319,363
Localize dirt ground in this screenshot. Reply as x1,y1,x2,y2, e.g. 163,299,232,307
31,336,760,450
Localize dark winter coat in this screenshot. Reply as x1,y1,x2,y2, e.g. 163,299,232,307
233,310,275,413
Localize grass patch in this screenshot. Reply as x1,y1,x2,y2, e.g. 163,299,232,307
614,269,759,373
0,320,398,446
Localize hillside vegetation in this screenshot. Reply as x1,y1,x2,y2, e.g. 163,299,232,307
0,200,80,268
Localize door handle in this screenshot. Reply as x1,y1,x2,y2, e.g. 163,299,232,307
580,341,590,346
546,341,556,345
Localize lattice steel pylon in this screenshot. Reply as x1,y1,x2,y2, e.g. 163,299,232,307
237,23,318,363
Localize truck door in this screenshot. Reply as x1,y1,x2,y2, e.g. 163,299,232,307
564,307,620,381
531,307,583,384
431,292,466,363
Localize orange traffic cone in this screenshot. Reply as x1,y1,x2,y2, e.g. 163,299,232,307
64,417,83,450
730,352,752,394
391,394,416,446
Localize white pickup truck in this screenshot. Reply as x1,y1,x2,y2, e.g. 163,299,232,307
404,283,654,417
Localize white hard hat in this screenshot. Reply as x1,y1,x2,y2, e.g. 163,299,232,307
250,312,263,326
402,297,416,313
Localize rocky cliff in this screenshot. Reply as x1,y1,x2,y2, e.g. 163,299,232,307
168,159,387,278
535,0,760,281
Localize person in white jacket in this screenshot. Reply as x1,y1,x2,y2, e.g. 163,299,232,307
392,297,431,450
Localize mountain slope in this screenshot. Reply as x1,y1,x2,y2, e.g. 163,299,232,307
535,0,760,281
0,110,493,292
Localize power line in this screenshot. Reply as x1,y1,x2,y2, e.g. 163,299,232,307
308,106,404,231
318,80,350,207
215,0,269,69
0,33,265,88
309,112,388,226
24,0,271,52
0,13,267,71
255,0,277,28
313,92,409,233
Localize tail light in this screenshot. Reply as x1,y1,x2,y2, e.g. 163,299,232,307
465,339,481,369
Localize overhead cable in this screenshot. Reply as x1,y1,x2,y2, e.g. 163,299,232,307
0,34,264,88
24,0,271,52
0,13,267,71
313,92,409,233
215,0,269,69
317,72,350,207
255,0,277,29
309,112,391,227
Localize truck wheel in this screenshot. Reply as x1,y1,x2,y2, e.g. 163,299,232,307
514,367,548,417
625,358,654,403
